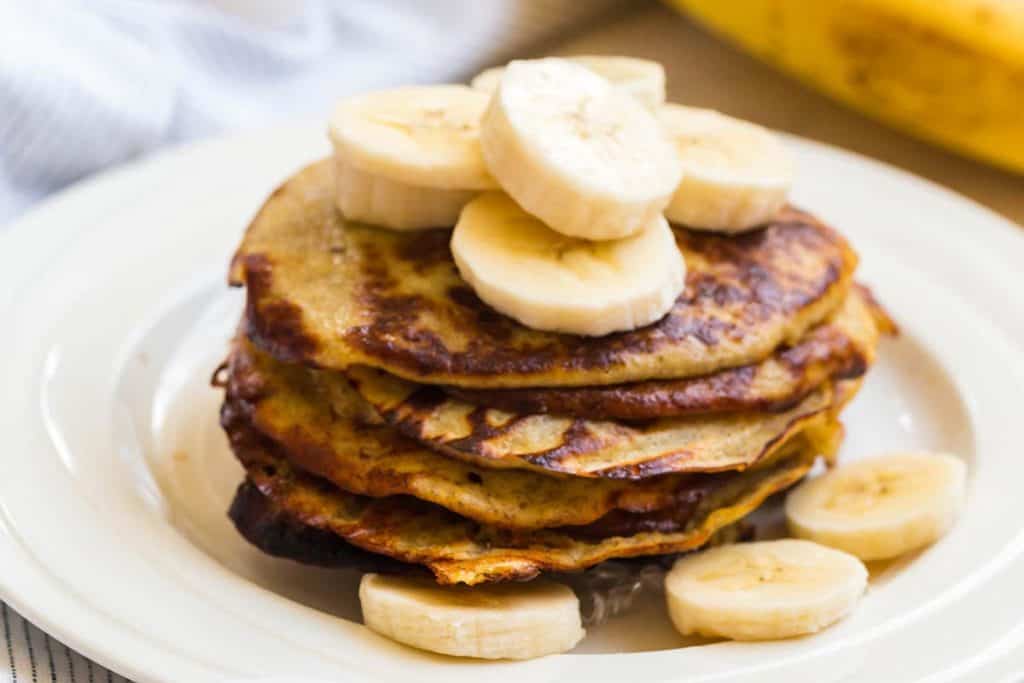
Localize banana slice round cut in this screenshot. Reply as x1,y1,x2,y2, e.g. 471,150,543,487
480,58,682,241
359,573,584,660
329,85,495,189
472,55,666,109
665,539,867,641
660,105,793,233
785,452,967,561
452,192,685,336
328,85,497,230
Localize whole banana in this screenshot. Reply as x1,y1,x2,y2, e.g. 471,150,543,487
666,0,1024,174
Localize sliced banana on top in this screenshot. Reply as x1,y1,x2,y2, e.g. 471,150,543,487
328,85,497,230
452,192,685,336
665,539,867,641
329,85,495,189
785,452,967,561
660,105,794,233
359,573,584,660
472,55,666,109
480,58,682,241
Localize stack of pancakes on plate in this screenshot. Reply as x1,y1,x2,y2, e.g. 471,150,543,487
219,160,893,585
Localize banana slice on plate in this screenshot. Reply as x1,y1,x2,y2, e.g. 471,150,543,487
665,539,867,641
660,105,793,233
359,573,584,660
785,452,967,561
480,58,682,241
328,85,497,230
472,55,666,109
451,192,685,336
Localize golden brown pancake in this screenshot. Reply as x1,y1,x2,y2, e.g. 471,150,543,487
233,435,816,585
344,365,833,478
227,481,753,576
229,160,858,388
446,286,882,419
223,337,843,528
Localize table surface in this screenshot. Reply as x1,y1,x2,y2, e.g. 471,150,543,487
4,3,1021,682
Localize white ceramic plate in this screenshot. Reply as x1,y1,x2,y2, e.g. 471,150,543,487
3,123,1024,683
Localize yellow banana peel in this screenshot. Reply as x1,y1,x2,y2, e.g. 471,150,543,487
665,0,1024,174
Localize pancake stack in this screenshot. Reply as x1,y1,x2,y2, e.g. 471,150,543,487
218,159,893,586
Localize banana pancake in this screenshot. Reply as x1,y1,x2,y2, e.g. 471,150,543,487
222,337,844,528
344,365,834,478
229,160,857,388
231,433,817,585
446,285,883,419
228,482,753,576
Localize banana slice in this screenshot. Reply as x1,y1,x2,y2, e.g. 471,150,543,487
665,539,867,641
471,55,666,109
332,156,477,231
328,85,496,230
480,58,682,241
359,573,584,660
785,452,967,561
660,105,793,233
329,85,495,189
451,192,685,336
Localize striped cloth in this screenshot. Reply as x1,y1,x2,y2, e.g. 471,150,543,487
0,0,626,680
2,604,129,683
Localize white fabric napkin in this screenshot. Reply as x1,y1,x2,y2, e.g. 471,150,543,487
0,0,624,225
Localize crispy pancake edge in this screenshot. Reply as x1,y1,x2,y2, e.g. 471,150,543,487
444,285,887,419
227,480,755,577
345,366,836,478
234,439,817,585
222,337,846,528
222,338,705,529
228,479,424,576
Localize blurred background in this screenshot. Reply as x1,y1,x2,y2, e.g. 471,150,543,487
2,0,1023,227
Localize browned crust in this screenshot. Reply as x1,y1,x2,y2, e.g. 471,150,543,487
227,428,815,584
228,479,423,576
221,339,743,529
219,357,819,554
445,286,887,420
226,339,823,528
230,478,760,576
355,373,833,479
241,253,321,365
224,397,720,539
228,161,859,388
346,210,855,383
